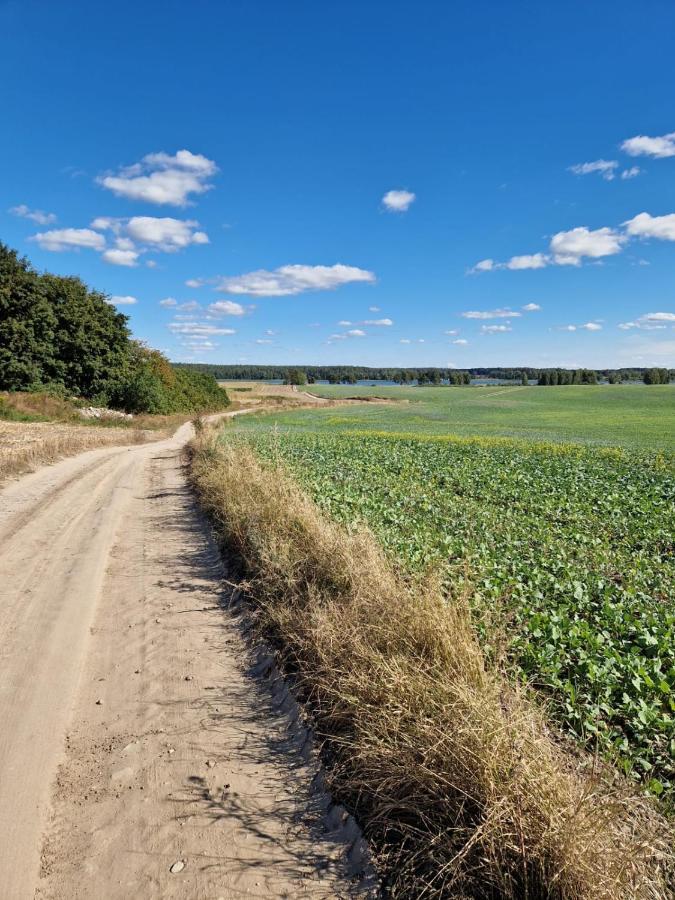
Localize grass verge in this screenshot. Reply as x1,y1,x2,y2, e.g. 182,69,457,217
189,429,673,899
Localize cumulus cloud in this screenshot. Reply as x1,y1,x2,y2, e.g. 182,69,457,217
10,204,57,225
207,300,247,316
568,159,618,180
481,324,512,333
346,329,366,337
98,150,217,206
399,338,411,343
255,338,273,344
124,216,209,251
522,303,541,311
102,248,140,266
621,131,675,158
621,166,642,179
444,329,459,335
368,305,381,312
363,318,393,326
338,320,352,326
216,264,376,297
550,226,626,265
31,227,106,252
109,295,137,305
382,189,416,212
452,338,468,345
462,307,520,319
623,212,675,242
506,253,548,270
159,297,178,307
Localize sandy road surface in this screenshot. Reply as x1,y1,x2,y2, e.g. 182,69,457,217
0,418,370,899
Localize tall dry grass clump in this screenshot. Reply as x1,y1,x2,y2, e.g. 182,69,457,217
190,431,673,899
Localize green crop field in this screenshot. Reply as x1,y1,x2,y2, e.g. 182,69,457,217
237,384,675,450
225,386,675,800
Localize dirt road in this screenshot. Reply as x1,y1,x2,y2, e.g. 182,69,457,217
0,419,370,899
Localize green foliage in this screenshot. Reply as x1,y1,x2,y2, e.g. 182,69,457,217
644,368,670,385
232,427,675,800
0,242,228,414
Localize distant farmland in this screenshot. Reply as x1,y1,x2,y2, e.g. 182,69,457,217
235,383,675,450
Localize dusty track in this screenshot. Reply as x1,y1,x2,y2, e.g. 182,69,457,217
0,418,369,899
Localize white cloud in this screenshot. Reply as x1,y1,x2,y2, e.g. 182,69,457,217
102,248,140,266
124,216,209,251
550,226,626,265
10,204,57,225
168,323,236,336
255,338,273,344
346,329,366,337
208,300,246,316
623,212,675,242
98,149,217,206
109,295,137,305
265,329,277,335
159,297,178,307
338,320,352,326
452,338,468,345
621,131,675,159
444,329,459,335
621,166,642,180
31,227,106,252
368,305,381,312
382,189,416,212
399,338,411,344
481,324,512,333
469,258,496,274
568,159,618,180
462,307,520,319
363,318,393,326
559,322,602,332
522,302,541,311
216,263,376,297
619,311,675,330
506,253,548,270
185,278,205,288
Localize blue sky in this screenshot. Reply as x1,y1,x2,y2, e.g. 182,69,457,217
2,0,675,368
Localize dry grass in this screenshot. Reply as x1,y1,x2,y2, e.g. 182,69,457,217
190,430,673,899
0,420,151,483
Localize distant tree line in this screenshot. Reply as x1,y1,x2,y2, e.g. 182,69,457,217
176,362,673,385
0,243,228,414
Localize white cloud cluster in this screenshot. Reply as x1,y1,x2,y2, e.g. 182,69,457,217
98,150,217,206
522,302,541,311
559,322,602,332
217,264,376,297
32,215,210,267
168,323,236,336
452,338,468,345
621,131,675,159
471,225,629,273
159,297,178,307
618,311,675,330
481,324,511,334
568,159,642,182
10,204,57,225
382,189,416,212
363,318,393,326
569,159,618,180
